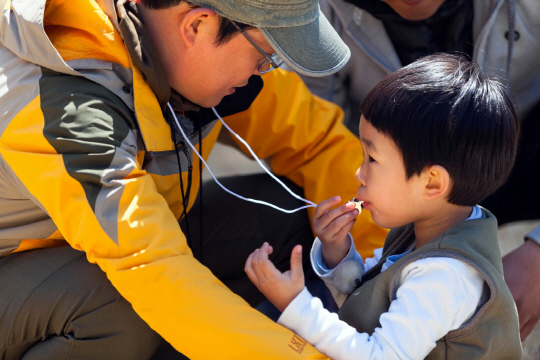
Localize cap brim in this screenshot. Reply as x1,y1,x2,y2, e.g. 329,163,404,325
259,10,350,77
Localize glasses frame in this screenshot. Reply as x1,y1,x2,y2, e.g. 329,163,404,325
228,19,282,74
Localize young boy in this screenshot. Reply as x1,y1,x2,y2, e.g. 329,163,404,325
245,54,522,359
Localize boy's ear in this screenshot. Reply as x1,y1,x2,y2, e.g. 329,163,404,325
422,165,451,200
180,7,218,48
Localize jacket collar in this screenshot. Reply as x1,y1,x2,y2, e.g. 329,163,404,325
116,0,199,113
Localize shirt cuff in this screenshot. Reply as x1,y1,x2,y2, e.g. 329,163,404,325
526,225,540,245
310,234,364,277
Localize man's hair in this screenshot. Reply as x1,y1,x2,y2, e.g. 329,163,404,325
360,53,520,206
140,0,256,46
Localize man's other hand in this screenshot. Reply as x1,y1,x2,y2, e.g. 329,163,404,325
503,239,540,340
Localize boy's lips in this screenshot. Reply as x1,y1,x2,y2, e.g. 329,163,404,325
360,201,372,211
354,193,371,210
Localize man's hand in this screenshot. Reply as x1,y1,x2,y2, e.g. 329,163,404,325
313,196,359,269
503,239,540,340
245,242,305,312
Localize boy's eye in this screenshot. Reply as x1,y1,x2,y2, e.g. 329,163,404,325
368,155,376,163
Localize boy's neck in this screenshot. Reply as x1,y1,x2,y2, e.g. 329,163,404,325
413,205,474,249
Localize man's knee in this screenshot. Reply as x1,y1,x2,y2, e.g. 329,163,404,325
0,246,161,360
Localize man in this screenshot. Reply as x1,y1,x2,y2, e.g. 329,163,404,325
0,0,387,359
294,0,540,342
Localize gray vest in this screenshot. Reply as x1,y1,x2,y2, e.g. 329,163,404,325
338,208,521,359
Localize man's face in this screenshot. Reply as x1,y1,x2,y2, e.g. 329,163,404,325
178,28,274,107
355,116,425,229
139,3,274,108
380,0,447,21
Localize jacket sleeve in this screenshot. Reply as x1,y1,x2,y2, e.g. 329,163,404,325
223,69,388,258
0,74,328,359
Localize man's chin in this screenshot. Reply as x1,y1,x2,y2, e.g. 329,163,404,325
205,93,239,108
191,96,224,109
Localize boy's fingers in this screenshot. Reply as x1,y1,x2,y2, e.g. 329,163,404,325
290,245,304,281
257,243,270,261
259,255,281,279
257,243,282,279
245,268,258,286
245,252,259,286
313,196,341,219
343,215,358,232
325,209,359,238
245,251,254,272
320,203,357,233
251,248,267,281
333,218,357,242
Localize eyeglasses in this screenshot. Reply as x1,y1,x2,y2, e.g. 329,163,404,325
229,19,284,74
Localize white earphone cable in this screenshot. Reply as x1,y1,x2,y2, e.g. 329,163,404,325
167,103,316,213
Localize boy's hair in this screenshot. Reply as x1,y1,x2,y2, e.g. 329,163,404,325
140,0,255,45
360,53,520,206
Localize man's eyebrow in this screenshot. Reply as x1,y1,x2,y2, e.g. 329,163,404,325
360,137,377,152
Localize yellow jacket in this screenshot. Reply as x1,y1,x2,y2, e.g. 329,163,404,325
0,0,387,358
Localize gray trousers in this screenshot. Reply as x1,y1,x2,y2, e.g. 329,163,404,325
0,246,162,360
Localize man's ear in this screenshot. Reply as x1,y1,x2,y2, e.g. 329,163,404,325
422,165,451,200
180,7,218,48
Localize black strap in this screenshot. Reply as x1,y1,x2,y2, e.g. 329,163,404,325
198,124,204,262
169,107,192,249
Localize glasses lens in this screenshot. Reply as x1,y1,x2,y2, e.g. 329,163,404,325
258,54,283,73
259,59,271,72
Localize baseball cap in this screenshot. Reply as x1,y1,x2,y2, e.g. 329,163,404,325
188,0,351,77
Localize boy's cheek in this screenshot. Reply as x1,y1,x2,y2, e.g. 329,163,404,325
370,212,390,229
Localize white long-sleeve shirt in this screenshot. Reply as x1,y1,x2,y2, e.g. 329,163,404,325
277,207,485,360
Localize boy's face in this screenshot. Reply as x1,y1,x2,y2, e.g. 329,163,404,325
355,116,425,229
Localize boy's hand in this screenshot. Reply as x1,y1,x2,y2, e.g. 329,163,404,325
245,243,305,312
313,196,359,269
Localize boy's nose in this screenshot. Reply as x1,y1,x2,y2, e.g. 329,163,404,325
355,166,367,186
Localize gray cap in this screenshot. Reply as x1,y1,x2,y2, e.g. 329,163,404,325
189,0,350,77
